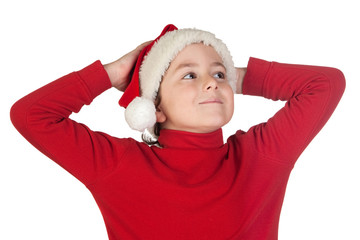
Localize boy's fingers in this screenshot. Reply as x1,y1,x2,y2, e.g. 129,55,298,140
136,41,152,51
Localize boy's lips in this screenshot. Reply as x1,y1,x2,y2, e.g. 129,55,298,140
199,98,223,104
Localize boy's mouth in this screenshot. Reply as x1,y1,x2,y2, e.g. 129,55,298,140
199,98,223,104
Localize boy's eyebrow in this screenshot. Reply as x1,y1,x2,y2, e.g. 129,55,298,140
174,63,198,72
211,62,226,69
174,62,226,72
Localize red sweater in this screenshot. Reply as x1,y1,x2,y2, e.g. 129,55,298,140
10,58,345,240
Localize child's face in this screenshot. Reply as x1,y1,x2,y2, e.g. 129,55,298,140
155,43,234,133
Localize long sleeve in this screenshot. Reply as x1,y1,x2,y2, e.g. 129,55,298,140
10,61,133,185
240,57,345,165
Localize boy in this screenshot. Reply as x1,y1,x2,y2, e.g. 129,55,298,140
10,24,345,239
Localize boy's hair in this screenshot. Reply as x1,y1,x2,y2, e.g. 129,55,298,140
141,123,161,145
141,96,161,145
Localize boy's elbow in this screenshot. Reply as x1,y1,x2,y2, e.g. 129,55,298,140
328,67,346,95
322,67,346,105
10,99,27,133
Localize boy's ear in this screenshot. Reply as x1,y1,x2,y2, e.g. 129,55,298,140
155,106,167,123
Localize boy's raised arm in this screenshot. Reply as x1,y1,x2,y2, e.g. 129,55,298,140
239,57,345,165
10,61,122,185
9,43,149,185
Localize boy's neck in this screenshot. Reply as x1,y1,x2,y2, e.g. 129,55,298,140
157,128,224,149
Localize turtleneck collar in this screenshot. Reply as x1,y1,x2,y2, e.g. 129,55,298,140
157,128,224,149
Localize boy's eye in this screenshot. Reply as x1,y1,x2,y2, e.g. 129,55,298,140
183,73,196,79
214,72,225,79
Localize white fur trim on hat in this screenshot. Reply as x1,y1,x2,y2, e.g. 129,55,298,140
139,28,236,103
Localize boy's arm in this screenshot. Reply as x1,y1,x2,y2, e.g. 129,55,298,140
10,43,150,185
10,61,131,185
238,57,345,165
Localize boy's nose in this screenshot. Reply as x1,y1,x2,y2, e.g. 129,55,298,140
203,77,218,91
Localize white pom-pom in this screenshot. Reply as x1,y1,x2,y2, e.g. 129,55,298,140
124,97,156,132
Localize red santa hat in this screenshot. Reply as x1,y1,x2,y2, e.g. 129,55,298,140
119,24,236,133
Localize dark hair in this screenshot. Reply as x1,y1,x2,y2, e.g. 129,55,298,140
141,94,162,145
141,122,161,145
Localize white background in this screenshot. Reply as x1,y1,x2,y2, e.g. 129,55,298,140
1,0,359,239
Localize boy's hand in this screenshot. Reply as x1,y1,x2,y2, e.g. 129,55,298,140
235,67,247,94
104,41,151,91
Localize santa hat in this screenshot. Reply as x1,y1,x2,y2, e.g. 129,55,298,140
119,24,236,133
